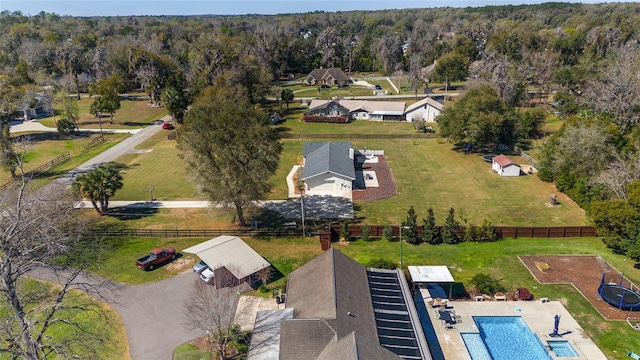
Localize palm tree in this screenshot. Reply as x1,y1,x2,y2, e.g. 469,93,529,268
73,163,123,214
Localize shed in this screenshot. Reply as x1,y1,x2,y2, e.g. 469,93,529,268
491,154,521,177
183,235,271,288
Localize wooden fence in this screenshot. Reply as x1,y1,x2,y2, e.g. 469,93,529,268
281,133,437,139
327,224,596,239
0,153,70,193
92,228,301,238
91,225,597,239
84,136,105,149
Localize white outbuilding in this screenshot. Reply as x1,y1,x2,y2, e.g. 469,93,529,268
492,154,521,177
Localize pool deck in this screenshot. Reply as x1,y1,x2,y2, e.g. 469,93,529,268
426,300,607,360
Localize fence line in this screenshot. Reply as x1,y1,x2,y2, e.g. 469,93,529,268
84,136,105,149
327,225,596,239
515,146,538,168
91,225,597,239
281,133,437,140
0,153,70,193
92,228,302,238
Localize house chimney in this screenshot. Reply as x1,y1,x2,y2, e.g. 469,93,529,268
349,148,354,160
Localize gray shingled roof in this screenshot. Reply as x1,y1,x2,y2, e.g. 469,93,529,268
302,142,356,181
308,67,350,82
281,249,404,360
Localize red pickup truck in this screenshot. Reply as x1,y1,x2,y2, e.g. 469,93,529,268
136,248,176,270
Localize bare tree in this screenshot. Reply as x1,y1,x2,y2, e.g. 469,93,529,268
582,43,640,133
257,266,273,286
0,141,116,359
594,143,640,199
183,279,250,360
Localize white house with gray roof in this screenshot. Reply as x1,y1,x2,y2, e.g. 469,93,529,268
307,99,406,121
302,142,355,198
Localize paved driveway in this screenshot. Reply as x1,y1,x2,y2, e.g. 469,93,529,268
30,267,208,360
113,271,203,360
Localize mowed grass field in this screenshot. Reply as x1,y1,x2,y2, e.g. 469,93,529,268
269,139,586,226
111,131,199,201
276,107,421,135
38,97,168,129
1,133,126,185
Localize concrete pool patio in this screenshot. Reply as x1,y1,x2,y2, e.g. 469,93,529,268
425,300,607,360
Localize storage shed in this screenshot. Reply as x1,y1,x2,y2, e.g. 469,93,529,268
492,154,521,177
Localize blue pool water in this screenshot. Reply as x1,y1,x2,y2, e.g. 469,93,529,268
548,340,579,357
464,316,552,360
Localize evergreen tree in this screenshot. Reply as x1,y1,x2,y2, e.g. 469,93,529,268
442,207,460,244
422,208,441,244
402,206,420,244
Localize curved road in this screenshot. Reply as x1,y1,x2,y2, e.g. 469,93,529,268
17,116,202,359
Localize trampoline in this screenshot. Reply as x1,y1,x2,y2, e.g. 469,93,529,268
598,273,640,311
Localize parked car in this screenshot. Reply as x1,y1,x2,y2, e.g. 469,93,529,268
162,122,174,130
136,248,176,270
193,260,208,274
200,268,215,284
375,84,382,90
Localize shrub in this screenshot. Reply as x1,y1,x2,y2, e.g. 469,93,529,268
480,219,500,242
340,221,350,241
302,114,349,123
382,224,394,241
57,117,76,135
361,224,371,242
366,258,397,269
463,224,477,242
471,273,506,295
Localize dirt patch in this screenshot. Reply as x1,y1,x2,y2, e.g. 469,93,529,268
353,156,398,202
520,255,640,320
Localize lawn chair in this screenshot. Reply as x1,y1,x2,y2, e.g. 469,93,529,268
627,351,640,360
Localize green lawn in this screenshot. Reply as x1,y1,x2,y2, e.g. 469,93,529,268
268,139,586,226
89,234,639,358
1,133,127,185
0,280,129,360
111,131,198,201
276,106,419,135
38,97,168,129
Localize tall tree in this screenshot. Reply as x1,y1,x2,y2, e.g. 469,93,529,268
179,83,282,227
437,82,515,151
582,43,640,133
422,208,441,245
1,152,114,359
89,75,124,138
442,207,460,244
182,280,250,360
280,88,294,110
401,206,420,245
73,163,124,214
55,41,87,100
0,75,24,178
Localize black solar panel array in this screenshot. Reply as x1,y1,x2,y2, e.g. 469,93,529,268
367,270,423,360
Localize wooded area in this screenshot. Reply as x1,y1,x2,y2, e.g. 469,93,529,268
3,3,640,261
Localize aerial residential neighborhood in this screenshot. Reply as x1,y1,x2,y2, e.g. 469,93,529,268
3,2,640,360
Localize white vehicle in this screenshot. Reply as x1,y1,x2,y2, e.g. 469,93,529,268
200,268,215,284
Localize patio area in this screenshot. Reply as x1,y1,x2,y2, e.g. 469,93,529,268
420,299,607,360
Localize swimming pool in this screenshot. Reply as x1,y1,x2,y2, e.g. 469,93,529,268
462,316,552,360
